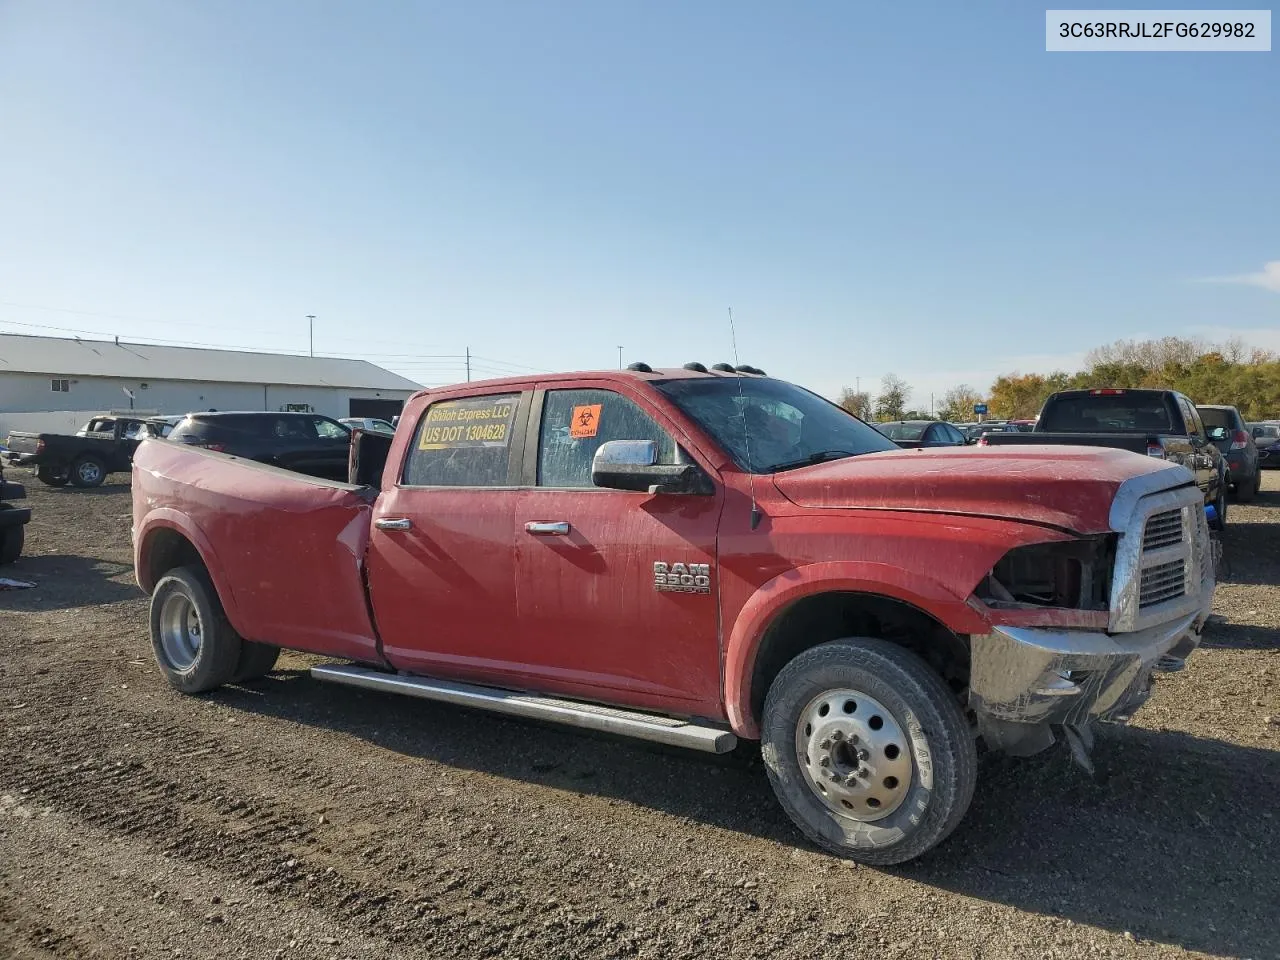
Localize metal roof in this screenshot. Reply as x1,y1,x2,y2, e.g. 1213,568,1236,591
0,333,421,391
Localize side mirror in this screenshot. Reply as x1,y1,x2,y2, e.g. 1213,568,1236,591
591,440,706,494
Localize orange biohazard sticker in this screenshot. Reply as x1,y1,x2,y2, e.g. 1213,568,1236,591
570,404,603,438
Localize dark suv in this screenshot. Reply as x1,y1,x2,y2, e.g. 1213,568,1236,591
1197,404,1261,502
166,412,352,481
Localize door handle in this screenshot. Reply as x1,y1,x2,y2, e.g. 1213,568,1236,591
376,518,413,531
525,521,571,536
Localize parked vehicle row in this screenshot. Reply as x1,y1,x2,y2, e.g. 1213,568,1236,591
5,410,392,487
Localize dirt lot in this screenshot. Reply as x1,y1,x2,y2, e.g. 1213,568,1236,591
1,469,1277,960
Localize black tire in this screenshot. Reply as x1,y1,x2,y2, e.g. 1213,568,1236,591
232,641,280,683
1209,478,1227,531
37,464,70,487
0,523,22,565
761,638,977,866
1235,471,1258,503
149,566,242,694
70,455,107,488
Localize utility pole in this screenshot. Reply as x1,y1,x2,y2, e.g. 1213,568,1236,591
465,347,471,382
618,346,623,369
306,315,316,357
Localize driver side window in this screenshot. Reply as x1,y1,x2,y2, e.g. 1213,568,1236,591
538,389,676,488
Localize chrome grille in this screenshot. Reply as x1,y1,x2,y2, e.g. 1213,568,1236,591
1139,559,1186,608
1109,476,1211,633
1143,509,1184,550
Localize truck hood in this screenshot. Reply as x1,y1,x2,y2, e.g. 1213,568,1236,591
771,446,1188,534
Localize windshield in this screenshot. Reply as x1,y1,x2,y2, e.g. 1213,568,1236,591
654,377,897,472
1038,394,1175,433
881,422,927,441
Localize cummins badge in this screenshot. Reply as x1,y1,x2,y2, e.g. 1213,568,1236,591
654,562,712,594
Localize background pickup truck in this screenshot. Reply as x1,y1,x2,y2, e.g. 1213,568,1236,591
979,388,1228,529
0,460,30,564
132,367,1215,865
7,414,153,487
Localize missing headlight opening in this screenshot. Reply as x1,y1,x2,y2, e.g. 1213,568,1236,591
981,537,1115,610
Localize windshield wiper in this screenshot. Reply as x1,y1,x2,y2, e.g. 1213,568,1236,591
768,450,859,473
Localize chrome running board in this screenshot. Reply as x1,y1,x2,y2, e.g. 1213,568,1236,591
310,664,738,754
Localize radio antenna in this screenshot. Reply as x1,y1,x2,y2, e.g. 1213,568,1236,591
728,307,762,530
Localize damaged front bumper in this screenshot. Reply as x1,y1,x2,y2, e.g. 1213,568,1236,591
969,611,1206,756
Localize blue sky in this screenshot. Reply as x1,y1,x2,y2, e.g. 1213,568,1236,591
0,1,1276,408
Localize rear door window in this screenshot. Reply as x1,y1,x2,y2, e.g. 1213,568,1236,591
403,393,520,487
537,389,676,488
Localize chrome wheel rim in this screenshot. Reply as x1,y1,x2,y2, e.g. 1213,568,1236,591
159,592,203,670
78,461,102,484
796,688,913,822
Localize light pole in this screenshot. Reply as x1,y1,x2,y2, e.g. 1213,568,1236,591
306,315,316,357
618,346,623,369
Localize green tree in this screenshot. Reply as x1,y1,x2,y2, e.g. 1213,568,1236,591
837,386,872,419
938,384,985,423
874,374,910,421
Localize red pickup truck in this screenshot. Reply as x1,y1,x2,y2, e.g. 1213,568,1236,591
132,367,1215,864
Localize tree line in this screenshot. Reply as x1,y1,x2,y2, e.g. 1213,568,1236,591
839,336,1280,423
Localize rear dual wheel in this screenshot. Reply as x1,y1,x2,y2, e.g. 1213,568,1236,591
761,639,976,865
150,566,279,693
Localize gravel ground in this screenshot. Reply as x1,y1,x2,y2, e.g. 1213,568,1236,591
1,468,1277,960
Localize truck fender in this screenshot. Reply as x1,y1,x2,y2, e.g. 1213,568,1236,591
722,561,994,738
135,509,248,639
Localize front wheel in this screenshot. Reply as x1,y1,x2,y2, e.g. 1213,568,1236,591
761,639,977,865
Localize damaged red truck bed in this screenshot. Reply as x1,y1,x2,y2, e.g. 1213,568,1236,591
132,367,1214,864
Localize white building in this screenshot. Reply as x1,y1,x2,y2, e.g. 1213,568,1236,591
0,333,421,433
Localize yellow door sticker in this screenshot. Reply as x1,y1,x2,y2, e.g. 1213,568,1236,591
570,404,602,438
418,396,518,450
